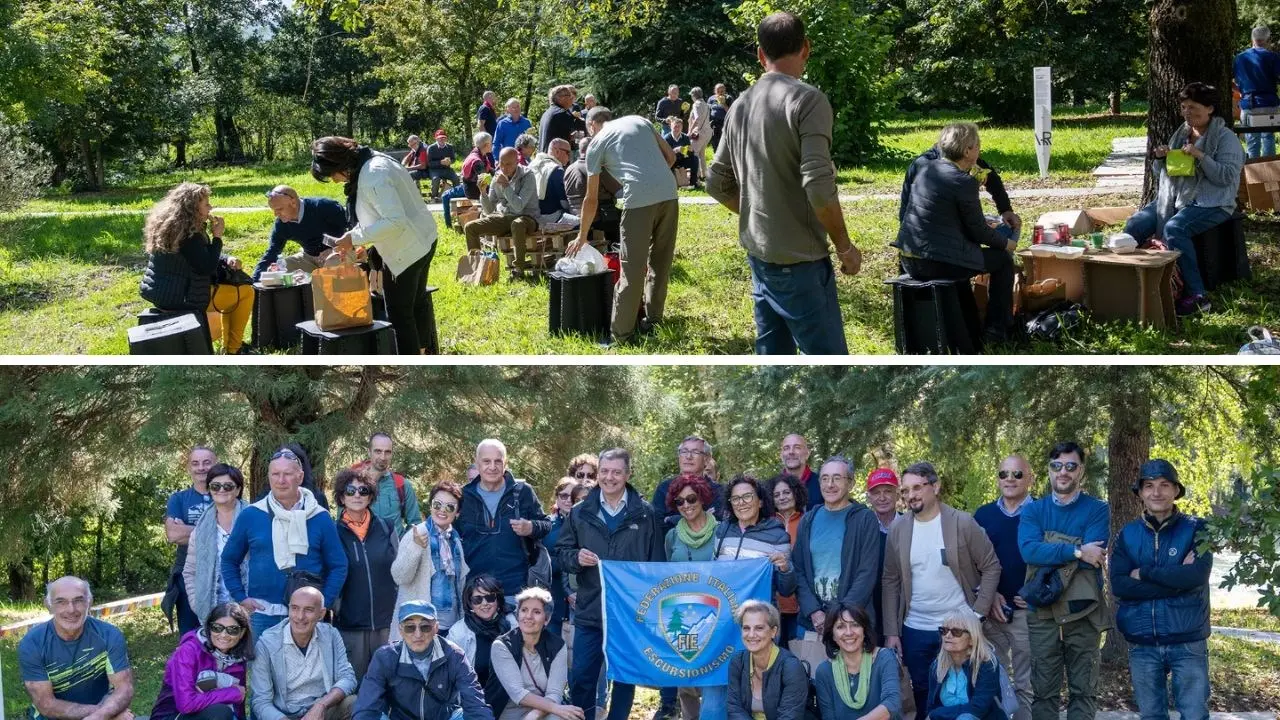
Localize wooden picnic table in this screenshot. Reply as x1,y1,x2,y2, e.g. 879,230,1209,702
1018,248,1182,329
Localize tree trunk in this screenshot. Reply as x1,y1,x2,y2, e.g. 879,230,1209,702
80,137,99,191
1101,374,1153,662
94,145,105,189
92,514,105,589
523,4,542,115
174,137,188,168
1143,0,1238,202
7,557,36,601
1109,90,1122,115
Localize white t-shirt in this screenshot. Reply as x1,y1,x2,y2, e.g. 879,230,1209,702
903,514,971,630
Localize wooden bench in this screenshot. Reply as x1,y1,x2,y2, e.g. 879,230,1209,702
450,197,481,229
484,229,610,280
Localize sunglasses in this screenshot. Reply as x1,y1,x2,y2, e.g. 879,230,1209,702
208,481,238,493
209,623,244,636
938,627,970,638
431,500,458,513
729,493,757,505
470,593,499,607
271,448,299,462
1049,461,1081,473
673,495,700,507
345,485,373,497
997,470,1024,480
400,622,436,636
574,471,596,480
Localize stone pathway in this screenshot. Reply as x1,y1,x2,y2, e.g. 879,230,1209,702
1091,714,1274,720
1093,136,1148,190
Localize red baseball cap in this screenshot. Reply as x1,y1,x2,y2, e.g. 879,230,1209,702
866,468,899,490
434,129,448,139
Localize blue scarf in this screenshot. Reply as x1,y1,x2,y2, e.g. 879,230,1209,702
427,518,463,615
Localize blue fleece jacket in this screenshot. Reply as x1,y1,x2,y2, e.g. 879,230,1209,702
1017,493,1110,568
1110,511,1212,646
220,504,349,608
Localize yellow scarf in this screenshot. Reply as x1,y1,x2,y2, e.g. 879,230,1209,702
749,645,780,720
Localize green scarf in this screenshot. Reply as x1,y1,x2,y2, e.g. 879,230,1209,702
833,650,875,710
675,515,718,550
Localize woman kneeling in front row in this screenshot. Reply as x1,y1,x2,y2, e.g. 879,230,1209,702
725,599,809,720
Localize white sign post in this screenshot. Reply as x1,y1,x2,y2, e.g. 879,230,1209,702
1033,66,1052,179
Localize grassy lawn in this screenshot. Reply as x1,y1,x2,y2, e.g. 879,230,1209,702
0,189,1276,355
1213,607,1280,632
3,608,1277,718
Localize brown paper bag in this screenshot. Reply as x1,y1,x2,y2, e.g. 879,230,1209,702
311,259,373,330
456,250,499,286
788,634,829,679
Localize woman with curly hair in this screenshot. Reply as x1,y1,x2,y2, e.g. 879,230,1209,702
140,182,254,353
311,136,437,355
767,472,807,642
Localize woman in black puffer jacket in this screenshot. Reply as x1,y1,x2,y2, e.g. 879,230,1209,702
140,182,254,353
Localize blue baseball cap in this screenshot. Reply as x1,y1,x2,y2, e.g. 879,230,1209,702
1135,459,1184,499
398,601,437,622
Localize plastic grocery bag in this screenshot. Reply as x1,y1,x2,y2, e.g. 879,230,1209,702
553,243,606,276
1166,149,1195,177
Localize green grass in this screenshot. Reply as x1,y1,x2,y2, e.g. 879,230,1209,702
1213,607,1280,633
0,189,1276,355
0,601,47,626
3,608,1277,717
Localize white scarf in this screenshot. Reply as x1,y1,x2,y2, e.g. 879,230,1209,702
253,487,323,571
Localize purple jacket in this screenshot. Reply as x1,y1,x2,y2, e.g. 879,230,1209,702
150,630,248,720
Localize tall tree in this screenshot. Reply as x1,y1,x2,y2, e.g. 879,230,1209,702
1144,0,1239,200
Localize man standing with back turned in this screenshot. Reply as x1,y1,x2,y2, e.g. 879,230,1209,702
707,12,862,355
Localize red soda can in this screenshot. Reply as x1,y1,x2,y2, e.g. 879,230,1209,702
1056,223,1072,244
1032,224,1045,245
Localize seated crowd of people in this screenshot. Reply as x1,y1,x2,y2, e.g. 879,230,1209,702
20,435,1213,720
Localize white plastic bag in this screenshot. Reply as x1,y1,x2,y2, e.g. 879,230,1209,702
554,243,606,276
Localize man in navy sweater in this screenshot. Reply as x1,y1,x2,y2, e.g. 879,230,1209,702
1018,442,1109,720
221,447,349,640
1110,459,1212,720
974,454,1035,720
253,186,347,279
663,118,701,190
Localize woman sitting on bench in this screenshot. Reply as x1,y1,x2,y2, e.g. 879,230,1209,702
895,123,1017,343
1122,82,1245,316
140,182,255,354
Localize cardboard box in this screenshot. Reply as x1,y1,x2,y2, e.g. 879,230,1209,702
1240,157,1280,212
1035,206,1137,235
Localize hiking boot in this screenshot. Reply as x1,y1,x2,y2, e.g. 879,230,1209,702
1176,294,1211,317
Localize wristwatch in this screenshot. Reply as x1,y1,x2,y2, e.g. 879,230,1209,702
1073,546,1083,560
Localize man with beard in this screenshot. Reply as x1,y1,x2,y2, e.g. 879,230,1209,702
881,461,1001,715
351,432,421,537
1018,442,1110,720
780,433,821,510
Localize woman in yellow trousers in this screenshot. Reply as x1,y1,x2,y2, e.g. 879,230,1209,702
206,284,255,354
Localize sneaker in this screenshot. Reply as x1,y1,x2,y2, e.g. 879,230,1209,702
650,705,678,720
1176,295,1211,317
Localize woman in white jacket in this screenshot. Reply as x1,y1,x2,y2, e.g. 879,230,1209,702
311,136,438,354
389,480,468,641
687,87,712,185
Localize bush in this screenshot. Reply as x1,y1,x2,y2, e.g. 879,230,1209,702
0,119,52,212
1206,466,1280,617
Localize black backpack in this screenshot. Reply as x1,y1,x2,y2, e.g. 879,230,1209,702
1025,301,1085,342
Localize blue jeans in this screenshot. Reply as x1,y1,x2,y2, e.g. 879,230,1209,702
699,684,727,720
571,623,634,720
747,255,847,355
1128,640,1209,720
440,185,468,228
1243,106,1278,158
1123,201,1231,298
250,612,285,641
902,624,942,716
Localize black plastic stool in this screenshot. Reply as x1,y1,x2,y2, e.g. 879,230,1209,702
137,307,187,326
252,281,313,352
885,275,984,354
296,320,397,355
128,313,212,355
1191,214,1250,291
371,286,439,354
548,271,612,339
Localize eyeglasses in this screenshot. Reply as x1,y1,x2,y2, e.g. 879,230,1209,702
678,449,707,457
1049,461,1081,473
263,189,294,200
997,470,1024,480
820,475,849,484
729,493,757,505
556,492,574,500
938,626,970,638
470,593,499,607
345,485,373,497
431,500,458,513
209,623,244,636
208,482,238,493
400,622,436,636
574,471,596,480
674,495,700,508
